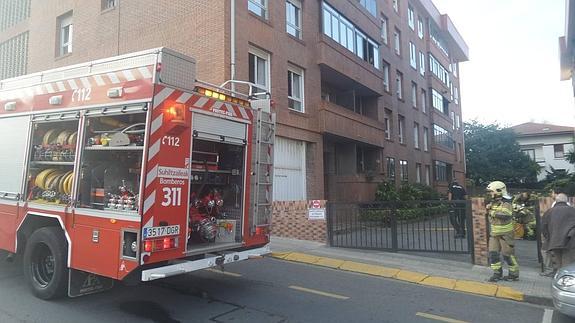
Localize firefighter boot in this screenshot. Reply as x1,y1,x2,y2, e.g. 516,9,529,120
488,268,503,282
502,255,519,281
503,271,520,281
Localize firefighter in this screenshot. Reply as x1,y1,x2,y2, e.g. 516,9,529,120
512,192,536,240
486,181,519,282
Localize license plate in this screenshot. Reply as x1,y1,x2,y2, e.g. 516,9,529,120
143,225,180,239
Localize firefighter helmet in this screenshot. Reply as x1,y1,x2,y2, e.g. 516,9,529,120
486,181,508,198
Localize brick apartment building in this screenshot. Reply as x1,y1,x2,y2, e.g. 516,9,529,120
0,0,468,203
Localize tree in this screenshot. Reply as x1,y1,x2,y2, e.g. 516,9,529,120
464,120,540,186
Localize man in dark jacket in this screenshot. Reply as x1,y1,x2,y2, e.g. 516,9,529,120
448,180,467,238
542,193,575,270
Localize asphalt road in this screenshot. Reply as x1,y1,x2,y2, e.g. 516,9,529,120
0,252,572,323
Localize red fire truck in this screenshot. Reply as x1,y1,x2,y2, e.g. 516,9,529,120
0,48,274,299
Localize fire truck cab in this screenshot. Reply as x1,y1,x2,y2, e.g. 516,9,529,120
0,48,274,299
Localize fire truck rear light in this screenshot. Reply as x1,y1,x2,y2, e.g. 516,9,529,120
144,240,153,252
163,238,171,250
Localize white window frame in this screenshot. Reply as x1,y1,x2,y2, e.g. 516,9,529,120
400,160,408,182
398,115,405,144
454,86,459,104
393,0,399,13
396,71,403,100
58,12,73,56
411,82,417,108
417,16,424,39
287,64,305,112
102,0,116,10
286,0,302,39
416,163,422,183
249,0,268,19
248,47,271,95
425,165,431,185
383,62,390,92
394,29,401,56
419,51,425,76
408,5,415,30
384,116,391,140
409,42,417,69
423,126,429,151
414,122,420,149
360,0,377,16
381,17,388,45
421,89,427,113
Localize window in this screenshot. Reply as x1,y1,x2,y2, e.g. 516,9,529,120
411,82,417,108
454,86,459,104
434,161,450,182
452,62,458,77
450,111,455,129
394,29,401,55
249,0,268,18
417,16,424,39
433,124,454,149
58,11,73,56
322,3,380,68
423,127,429,151
522,149,535,161
455,114,460,130
458,143,463,162
101,0,116,10
396,71,403,100
288,65,304,112
432,89,448,114
554,144,565,158
416,163,422,183
286,0,302,38
400,160,408,182
398,115,405,144
382,61,390,92
408,5,415,30
418,51,425,75
384,109,392,140
421,89,427,113
360,0,377,16
381,16,388,44
429,54,450,86
430,24,449,57
413,122,420,149
387,157,396,181
409,42,417,69
248,49,270,95
425,165,431,185
393,0,399,13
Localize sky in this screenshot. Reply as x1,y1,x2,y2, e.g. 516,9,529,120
432,0,575,128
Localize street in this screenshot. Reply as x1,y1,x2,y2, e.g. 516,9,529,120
0,252,572,323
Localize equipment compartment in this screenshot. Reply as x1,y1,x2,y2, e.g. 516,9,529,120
77,112,145,214
27,120,79,205
188,139,245,248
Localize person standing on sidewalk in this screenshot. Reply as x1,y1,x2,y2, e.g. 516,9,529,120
448,180,468,239
486,181,519,282
542,193,575,271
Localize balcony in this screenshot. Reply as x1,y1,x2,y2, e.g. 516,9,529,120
317,36,384,95
319,100,385,147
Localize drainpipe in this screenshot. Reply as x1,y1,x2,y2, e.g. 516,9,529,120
230,0,236,92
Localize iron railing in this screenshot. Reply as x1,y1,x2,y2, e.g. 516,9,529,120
327,200,473,255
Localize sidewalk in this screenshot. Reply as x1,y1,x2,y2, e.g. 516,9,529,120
268,236,553,306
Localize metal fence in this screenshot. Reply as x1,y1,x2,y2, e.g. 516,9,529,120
327,200,473,256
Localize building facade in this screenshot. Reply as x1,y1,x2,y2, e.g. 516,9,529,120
512,122,575,182
560,0,575,95
0,0,468,202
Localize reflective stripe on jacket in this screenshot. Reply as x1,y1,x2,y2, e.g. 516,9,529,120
489,201,514,235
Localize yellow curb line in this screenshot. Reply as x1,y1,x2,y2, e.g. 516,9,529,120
270,252,524,302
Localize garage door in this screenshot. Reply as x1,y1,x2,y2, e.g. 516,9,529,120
273,137,306,201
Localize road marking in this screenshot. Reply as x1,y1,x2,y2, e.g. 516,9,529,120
205,268,242,277
288,285,350,300
415,312,468,323
542,309,553,323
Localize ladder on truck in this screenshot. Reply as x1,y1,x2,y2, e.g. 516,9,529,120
250,104,275,234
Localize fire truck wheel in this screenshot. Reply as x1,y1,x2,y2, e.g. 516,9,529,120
23,227,68,300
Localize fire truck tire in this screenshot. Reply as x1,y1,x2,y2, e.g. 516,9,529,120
23,227,68,300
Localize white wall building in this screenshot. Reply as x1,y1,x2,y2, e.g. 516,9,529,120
511,122,575,181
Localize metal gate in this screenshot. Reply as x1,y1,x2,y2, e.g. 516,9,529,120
327,200,473,256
